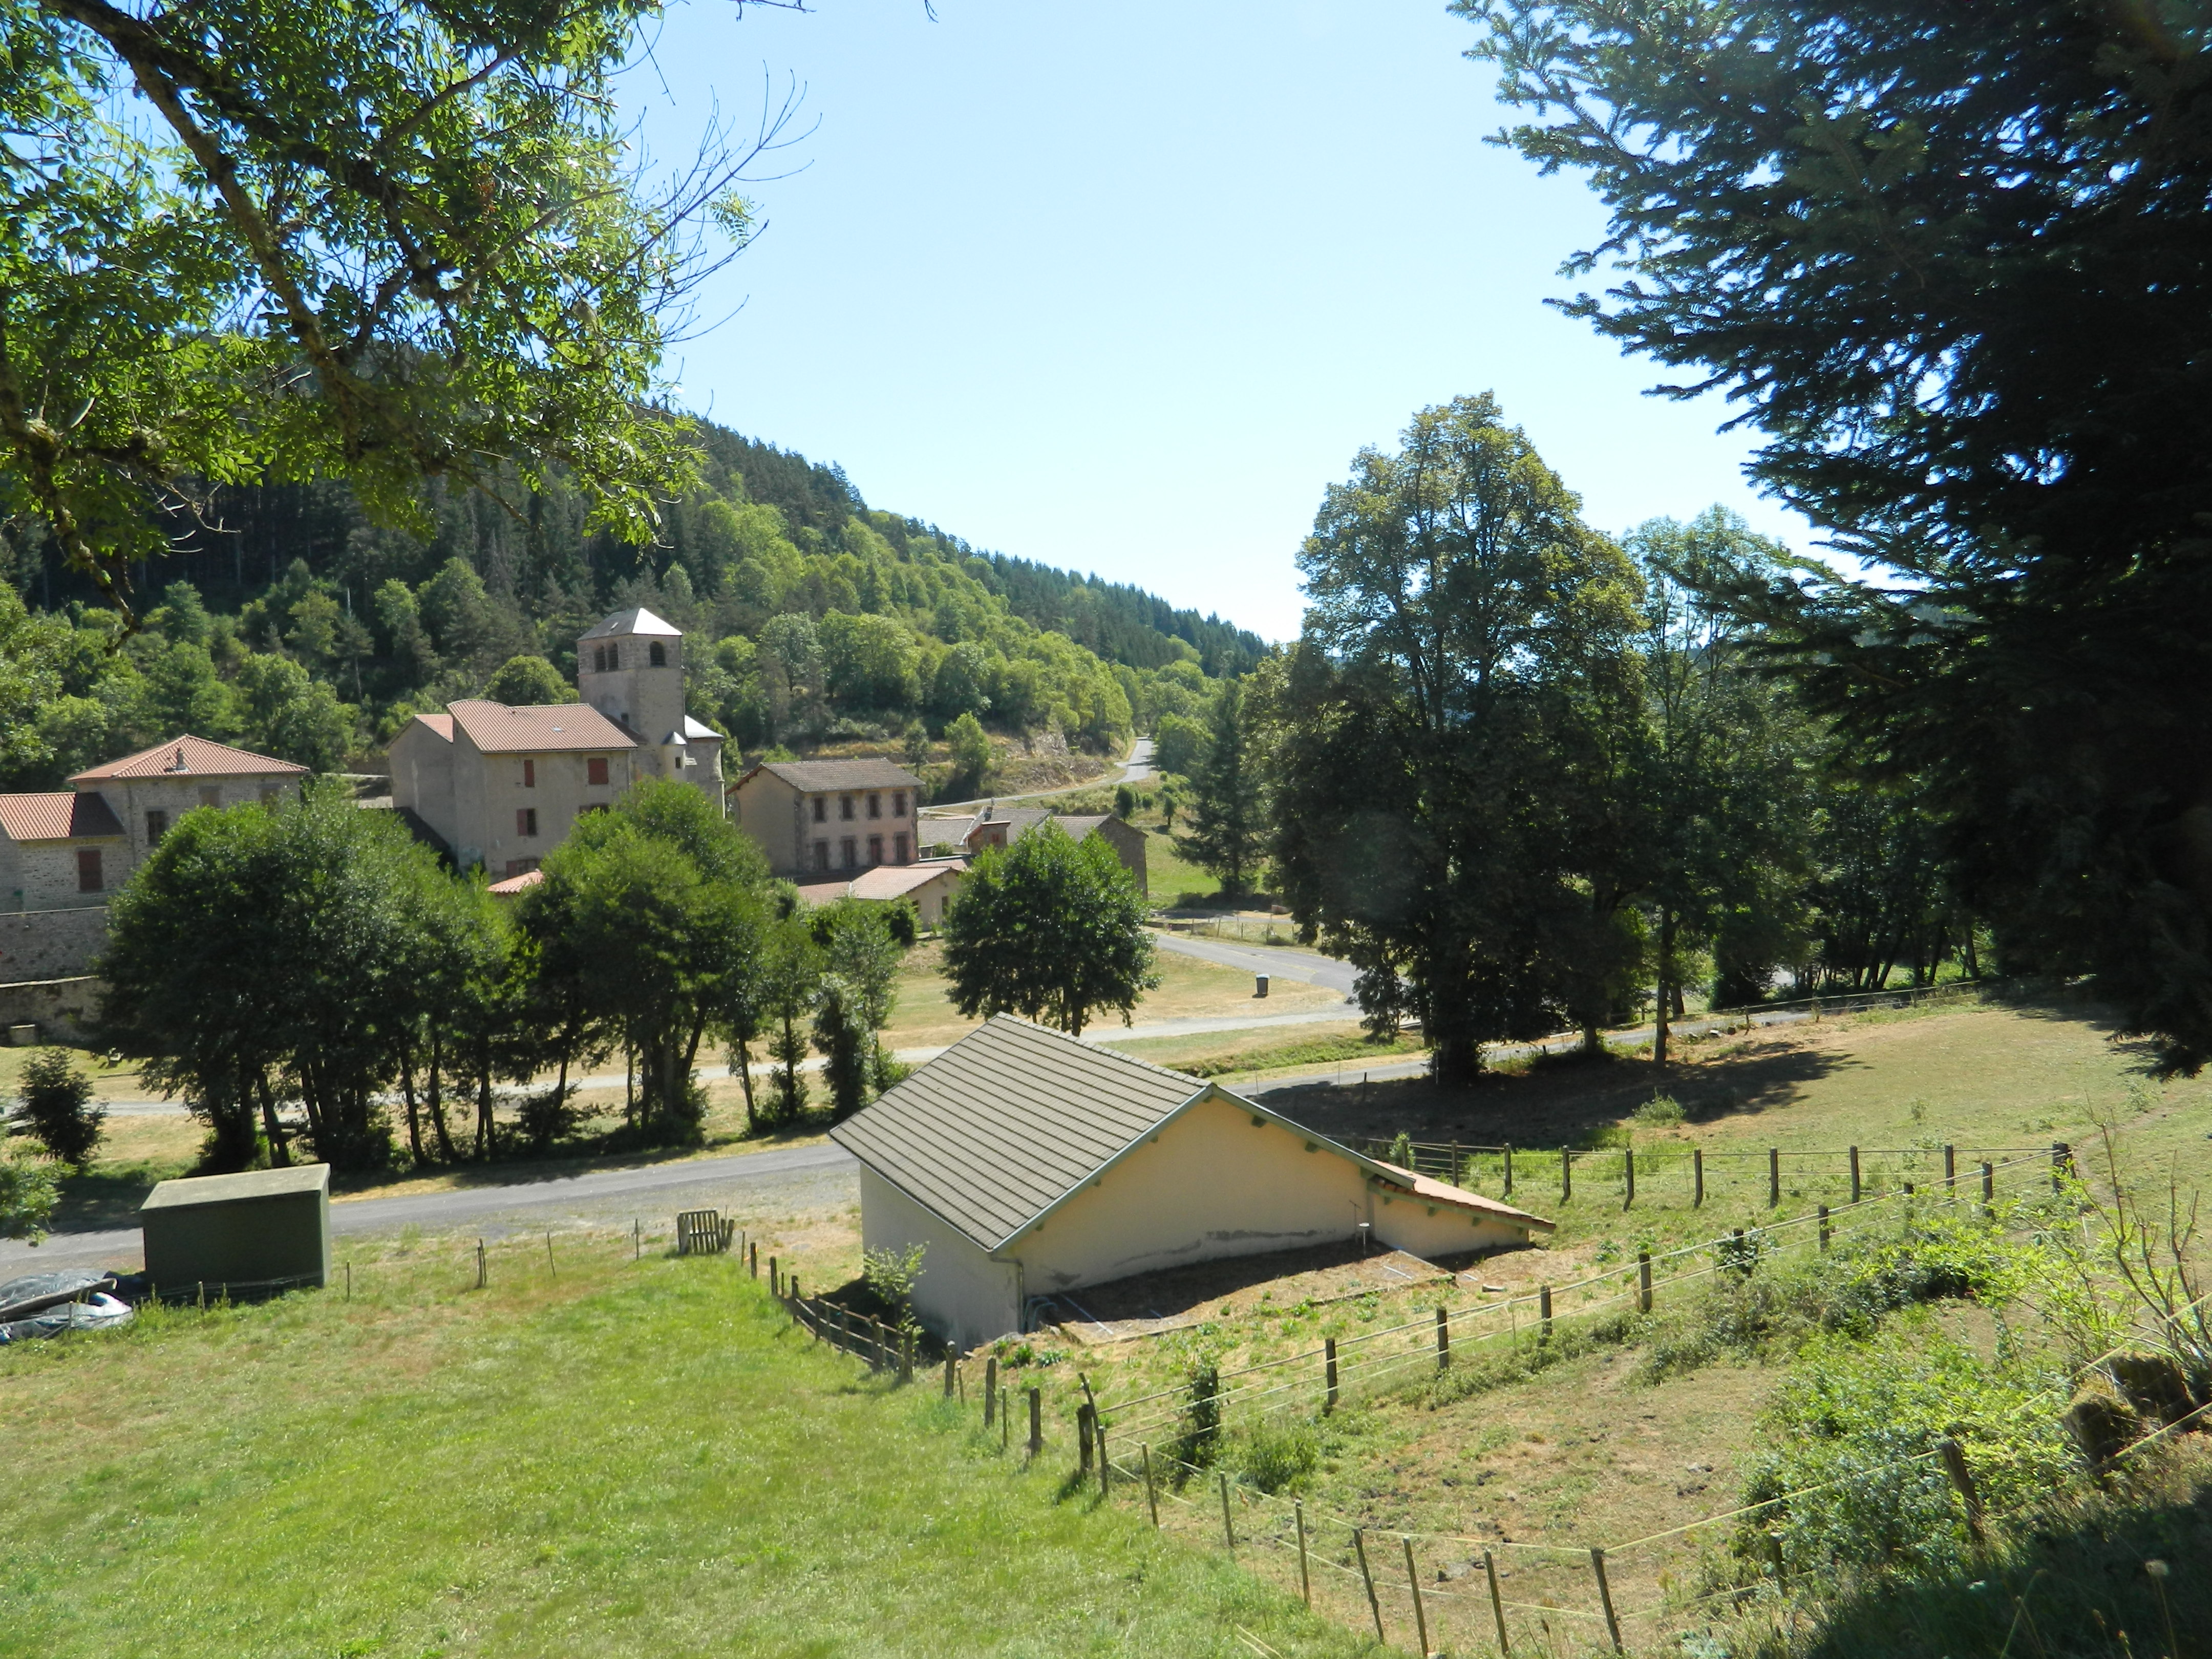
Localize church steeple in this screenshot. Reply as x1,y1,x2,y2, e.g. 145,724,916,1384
577,607,684,741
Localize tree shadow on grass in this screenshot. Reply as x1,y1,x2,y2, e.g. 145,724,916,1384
1267,1040,1854,1148
1789,1453,2212,1659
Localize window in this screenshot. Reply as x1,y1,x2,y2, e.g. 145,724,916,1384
811,797,826,823
522,756,536,788
840,837,857,869
839,795,855,821
145,809,168,843
517,807,539,838
648,641,667,667
867,793,881,819
892,791,906,817
587,757,609,786
813,840,830,872
76,849,103,893
593,644,615,673
867,835,883,865
894,834,909,864
199,786,222,810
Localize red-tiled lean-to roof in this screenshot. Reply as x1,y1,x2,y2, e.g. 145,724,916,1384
0,792,126,842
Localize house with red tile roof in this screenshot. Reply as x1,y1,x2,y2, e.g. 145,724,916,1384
0,734,309,983
386,607,726,876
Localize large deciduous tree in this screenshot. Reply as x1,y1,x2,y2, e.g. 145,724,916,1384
1470,0,2212,1069
1273,395,1643,1084
3,0,793,616
942,822,1159,1039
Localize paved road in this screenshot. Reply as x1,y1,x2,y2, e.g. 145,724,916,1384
1151,929,1360,996
1,1140,861,1277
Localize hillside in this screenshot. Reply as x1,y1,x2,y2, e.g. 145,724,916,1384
0,419,1261,791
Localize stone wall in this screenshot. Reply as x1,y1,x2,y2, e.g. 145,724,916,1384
0,906,109,984
0,976,102,1046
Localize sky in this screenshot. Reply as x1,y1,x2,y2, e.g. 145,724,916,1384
622,1,1809,643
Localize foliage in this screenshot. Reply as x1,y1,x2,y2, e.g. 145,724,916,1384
1273,394,1644,1082
1177,676,1264,897
481,656,576,707
941,822,1159,1038
9,1047,103,1169
1631,1092,1684,1128
0,1148,58,1243
861,1243,927,1336
809,898,907,1119
946,711,992,795
1738,1320,2074,1584
1470,0,2212,1071
1228,1419,1321,1495
1173,1360,1224,1471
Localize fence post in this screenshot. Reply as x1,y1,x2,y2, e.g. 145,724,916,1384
984,1356,998,1424
1637,1250,1653,1314
1436,1306,1450,1371
1295,1498,1311,1606
1078,1403,1094,1476
944,1350,956,1398
1623,1144,1635,1209
1325,1337,1338,1410
1027,1387,1041,1459
1484,1548,1511,1654
1591,1546,1624,1653
900,1330,914,1385
1945,1144,1957,1194
1503,1143,1514,1196
634,1219,641,1261
1218,1470,1236,1552
1353,1526,1385,1644
1939,1438,1987,1548
2053,1141,2072,1194
1849,1146,1862,1204
1769,1146,1781,1208
1403,1536,1431,1659
1451,1141,1462,1185
1142,1443,1160,1527
1562,1147,1572,1201
1097,1419,1111,1498
1001,1389,1010,1451
475,1241,485,1290
1818,1205,1831,1252
1539,1284,1552,1341
769,1256,778,1296
1693,1147,1704,1208
749,1241,758,1278
1981,1160,1995,1214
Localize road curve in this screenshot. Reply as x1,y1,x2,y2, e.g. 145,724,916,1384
1150,929,1360,996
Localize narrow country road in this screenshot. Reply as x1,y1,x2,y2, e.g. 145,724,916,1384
1150,929,1360,996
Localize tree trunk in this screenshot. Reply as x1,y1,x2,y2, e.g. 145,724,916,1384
1654,911,1675,1069
735,1029,757,1131
253,1067,289,1166
474,1055,494,1159
426,1029,458,1162
398,1048,424,1165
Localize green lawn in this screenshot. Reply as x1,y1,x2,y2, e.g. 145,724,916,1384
0,1243,1373,1659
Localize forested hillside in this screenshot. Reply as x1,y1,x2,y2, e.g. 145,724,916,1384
0,421,1260,790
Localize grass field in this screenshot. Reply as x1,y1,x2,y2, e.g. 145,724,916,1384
0,1244,1369,1659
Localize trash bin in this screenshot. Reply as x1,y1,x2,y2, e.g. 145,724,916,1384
1255,974,1269,998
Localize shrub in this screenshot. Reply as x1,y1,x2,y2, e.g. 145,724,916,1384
1171,1362,1223,1473
0,1148,59,1242
1231,1419,1320,1494
11,1048,104,1169
1633,1092,1685,1127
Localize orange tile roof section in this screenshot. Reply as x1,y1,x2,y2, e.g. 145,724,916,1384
486,868,545,895
444,700,635,754
413,713,455,741
69,734,307,781
0,791,126,842
1366,1159,1556,1230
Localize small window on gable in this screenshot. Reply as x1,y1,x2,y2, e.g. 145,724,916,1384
648,641,667,667
587,757,609,786
76,848,103,893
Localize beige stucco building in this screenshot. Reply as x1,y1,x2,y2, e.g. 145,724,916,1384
832,1017,1554,1348
388,607,725,876
0,734,308,982
795,858,968,929
730,759,924,879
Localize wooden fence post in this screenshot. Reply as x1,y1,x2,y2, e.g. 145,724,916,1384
1218,1470,1236,1552
749,1241,757,1278
1403,1536,1430,1659
2053,1142,2072,1194
476,1241,485,1289
1849,1146,1862,1205
1078,1402,1094,1476
1982,1160,1995,1214
1027,1386,1041,1459
1939,1438,1987,1547
1539,1284,1552,1341
1562,1147,1572,1201
1001,1389,1010,1451
1325,1337,1338,1411
984,1356,997,1424
1591,1547,1624,1652
944,1350,956,1398
1693,1147,1704,1208
1436,1306,1450,1371
1945,1144,1957,1194
1484,1548,1510,1654
1142,1443,1160,1527
1294,1499,1311,1606
1097,1419,1110,1498
1769,1146,1781,1208
1354,1526,1385,1644
1818,1206,1831,1252
769,1255,778,1295
1637,1250,1652,1314
1503,1143,1514,1196
1623,1144,1635,1209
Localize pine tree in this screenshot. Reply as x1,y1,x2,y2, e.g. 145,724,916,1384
1177,678,1263,899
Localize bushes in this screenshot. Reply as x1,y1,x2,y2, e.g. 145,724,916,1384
9,1048,103,1168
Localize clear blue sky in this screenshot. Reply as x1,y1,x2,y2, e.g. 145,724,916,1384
625,1,1805,642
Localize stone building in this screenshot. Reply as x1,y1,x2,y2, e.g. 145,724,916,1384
728,759,924,879
0,734,309,983
921,805,1147,891
388,606,725,875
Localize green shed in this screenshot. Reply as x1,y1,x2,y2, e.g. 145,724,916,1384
140,1164,331,1295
